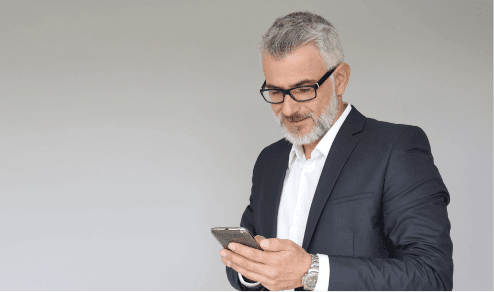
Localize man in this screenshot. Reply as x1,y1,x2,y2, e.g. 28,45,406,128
219,11,453,291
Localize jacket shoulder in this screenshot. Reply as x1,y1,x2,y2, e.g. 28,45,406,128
263,138,291,152
252,138,290,171
363,117,428,142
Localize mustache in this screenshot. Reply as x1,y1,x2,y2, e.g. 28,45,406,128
282,113,312,123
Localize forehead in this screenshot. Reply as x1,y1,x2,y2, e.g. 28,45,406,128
262,44,327,88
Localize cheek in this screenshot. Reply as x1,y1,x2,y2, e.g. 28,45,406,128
272,105,281,116
315,94,332,112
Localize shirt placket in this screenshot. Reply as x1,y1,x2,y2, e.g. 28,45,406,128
289,159,314,246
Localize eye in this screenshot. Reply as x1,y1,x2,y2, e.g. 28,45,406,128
292,87,312,93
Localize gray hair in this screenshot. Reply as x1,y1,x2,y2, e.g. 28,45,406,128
259,11,344,70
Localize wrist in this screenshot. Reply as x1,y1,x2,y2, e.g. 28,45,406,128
303,252,312,274
238,272,261,288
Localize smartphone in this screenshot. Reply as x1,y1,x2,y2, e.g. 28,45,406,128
211,227,263,251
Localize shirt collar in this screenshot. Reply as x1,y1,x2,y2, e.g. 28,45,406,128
288,103,353,168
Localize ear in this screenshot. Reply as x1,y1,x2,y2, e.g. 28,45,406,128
334,62,351,96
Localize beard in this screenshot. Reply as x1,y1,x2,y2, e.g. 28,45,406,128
273,87,339,146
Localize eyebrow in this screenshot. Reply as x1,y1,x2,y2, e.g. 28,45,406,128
265,78,318,89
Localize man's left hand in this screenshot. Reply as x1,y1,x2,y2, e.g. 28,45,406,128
220,235,312,291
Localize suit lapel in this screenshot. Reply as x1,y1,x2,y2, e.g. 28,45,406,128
302,106,366,250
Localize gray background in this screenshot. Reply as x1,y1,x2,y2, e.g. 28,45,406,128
0,0,492,290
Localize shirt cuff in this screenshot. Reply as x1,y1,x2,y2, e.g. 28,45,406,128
238,272,262,288
314,254,330,291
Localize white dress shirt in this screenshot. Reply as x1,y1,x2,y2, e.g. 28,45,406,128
239,103,353,290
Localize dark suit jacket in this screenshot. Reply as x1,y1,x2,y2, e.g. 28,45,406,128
226,106,453,290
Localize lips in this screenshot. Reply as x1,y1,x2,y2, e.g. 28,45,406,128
289,117,307,123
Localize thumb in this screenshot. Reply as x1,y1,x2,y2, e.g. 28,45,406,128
254,235,267,248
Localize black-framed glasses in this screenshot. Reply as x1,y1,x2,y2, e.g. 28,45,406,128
260,65,338,104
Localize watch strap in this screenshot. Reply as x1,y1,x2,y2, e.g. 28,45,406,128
301,254,319,290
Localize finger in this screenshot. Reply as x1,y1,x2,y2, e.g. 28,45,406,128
229,242,266,263
221,248,267,275
221,254,233,268
260,238,292,251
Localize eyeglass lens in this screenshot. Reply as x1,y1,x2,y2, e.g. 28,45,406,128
263,86,316,103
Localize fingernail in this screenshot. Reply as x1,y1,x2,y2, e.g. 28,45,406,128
229,243,235,250
261,240,268,248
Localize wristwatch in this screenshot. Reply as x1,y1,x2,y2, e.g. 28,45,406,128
301,254,319,290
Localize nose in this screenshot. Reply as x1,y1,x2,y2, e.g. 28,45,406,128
281,93,301,117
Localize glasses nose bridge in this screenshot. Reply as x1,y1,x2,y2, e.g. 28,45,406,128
282,88,297,102
281,89,300,110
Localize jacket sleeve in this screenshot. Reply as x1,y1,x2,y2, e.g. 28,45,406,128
326,126,454,290
226,148,267,291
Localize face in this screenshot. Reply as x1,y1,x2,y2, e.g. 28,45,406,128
262,44,340,146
